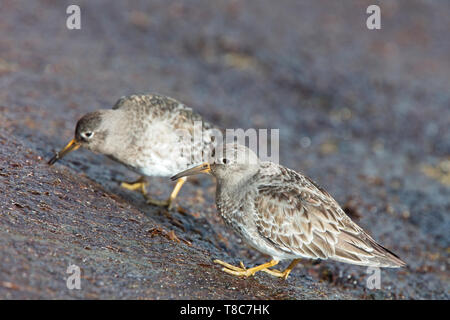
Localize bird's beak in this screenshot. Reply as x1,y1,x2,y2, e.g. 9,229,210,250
48,139,81,165
171,163,211,181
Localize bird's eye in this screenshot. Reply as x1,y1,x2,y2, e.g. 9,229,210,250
222,158,228,164
83,132,93,139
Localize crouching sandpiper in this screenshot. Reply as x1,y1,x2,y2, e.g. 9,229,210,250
48,93,219,209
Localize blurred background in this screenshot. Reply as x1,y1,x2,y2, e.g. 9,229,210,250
0,0,448,299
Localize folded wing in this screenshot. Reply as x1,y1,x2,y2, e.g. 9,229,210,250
254,168,405,268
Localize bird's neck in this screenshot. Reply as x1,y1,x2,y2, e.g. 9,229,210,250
98,109,128,155
216,169,260,203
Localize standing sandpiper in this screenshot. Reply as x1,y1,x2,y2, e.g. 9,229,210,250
48,93,219,209
171,144,406,279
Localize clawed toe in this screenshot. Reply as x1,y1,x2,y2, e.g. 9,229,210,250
213,259,279,278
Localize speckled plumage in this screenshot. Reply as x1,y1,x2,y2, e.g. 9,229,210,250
100,94,218,176
218,160,405,267
49,93,219,207
172,144,405,278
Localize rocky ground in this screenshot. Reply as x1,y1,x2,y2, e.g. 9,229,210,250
0,0,448,299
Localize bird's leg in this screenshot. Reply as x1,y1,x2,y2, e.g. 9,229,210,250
120,176,148,195
214,259,279,277
145,177,186,210
260,259,301,280
167,177,186,210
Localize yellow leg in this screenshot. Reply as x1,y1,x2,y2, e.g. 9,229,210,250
167,177,186,209
214,259,279,278
145,177,186,210
260,259,301,280
120,176,148,195
213,260,247,272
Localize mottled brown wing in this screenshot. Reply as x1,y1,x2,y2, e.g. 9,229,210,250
254,178,405,267
255,184,345,259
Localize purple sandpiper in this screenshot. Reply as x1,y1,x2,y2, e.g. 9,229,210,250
49,93,219,209
171,144,406,279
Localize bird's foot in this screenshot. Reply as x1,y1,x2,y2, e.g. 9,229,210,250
213,259,279,278
214,259,246,271
213,259,252,277
260,259,300,280
145,196,174,210
145,177,187,210
121,177,186,211
260,268,291,280
120,176,148,195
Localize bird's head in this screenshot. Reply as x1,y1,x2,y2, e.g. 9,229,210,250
171,143,260,184
48,111,108,165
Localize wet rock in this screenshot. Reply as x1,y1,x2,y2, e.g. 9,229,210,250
0,0,448,299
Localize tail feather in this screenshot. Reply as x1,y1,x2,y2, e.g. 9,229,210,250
365,236,406,268
333,230,406,268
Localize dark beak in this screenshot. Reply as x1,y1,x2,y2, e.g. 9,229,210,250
171,163,211,181
48,139,81,165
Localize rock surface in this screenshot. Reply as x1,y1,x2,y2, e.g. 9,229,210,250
0,0,448,299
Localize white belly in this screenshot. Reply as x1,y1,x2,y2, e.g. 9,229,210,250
123,119,209,177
